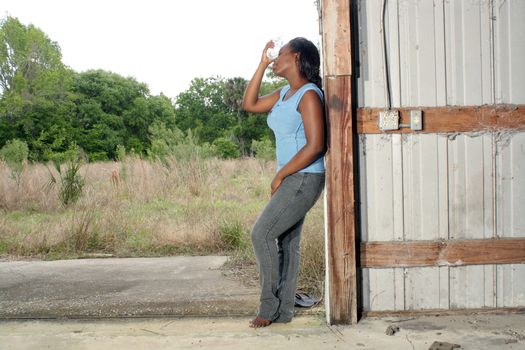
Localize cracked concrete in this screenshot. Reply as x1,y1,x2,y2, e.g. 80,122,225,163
0,256,259,319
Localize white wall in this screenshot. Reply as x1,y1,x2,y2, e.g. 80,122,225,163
355,0,525,311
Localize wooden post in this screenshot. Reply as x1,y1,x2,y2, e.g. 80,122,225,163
321,0,357,324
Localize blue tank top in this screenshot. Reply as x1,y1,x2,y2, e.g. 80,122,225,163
267,83,325,173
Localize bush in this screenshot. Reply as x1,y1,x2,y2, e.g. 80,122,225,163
115,144,126,161
251,138,275,160
148,139,171,162
147,121,183,162
213,137,240,159
58,160,85,206
87,151,109,162
46,145,86,206
218,220,248,250
147,124,216,162
0,139,29,181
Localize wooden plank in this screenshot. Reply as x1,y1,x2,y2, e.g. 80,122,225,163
324,75,357,325
322,0,356,326
356,105,525,134
321,0,352,76
363,307,525,318
360,238,525,268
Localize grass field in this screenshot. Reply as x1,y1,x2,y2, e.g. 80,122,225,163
0,156,326,296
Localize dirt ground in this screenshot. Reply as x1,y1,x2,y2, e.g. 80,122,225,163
1,314,525,350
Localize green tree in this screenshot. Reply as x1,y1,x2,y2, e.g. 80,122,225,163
0,16,63,94
0,16,76,160
72,70,144,159
223,77,250,155
175,75,285,158
225,75,285,156
0,15,285,162
251,137,275,161
212,137,240,159
72,70,178,160
147,120,183,161
174,77,235,144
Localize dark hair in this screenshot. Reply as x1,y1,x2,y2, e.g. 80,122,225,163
288,37,322,89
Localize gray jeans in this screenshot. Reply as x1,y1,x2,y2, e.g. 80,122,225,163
251,172,325,322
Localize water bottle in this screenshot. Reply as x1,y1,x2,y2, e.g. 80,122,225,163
266,37,283,60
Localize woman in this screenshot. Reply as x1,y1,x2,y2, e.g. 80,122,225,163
242,37,326,328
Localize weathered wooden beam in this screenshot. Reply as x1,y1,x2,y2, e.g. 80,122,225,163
324,75,357,325
360,238,525,268
357,105,525,134
363,307,525,318
322,0,352,76
322,0,356,325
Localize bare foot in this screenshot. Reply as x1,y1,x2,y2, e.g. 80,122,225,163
249,316,272,328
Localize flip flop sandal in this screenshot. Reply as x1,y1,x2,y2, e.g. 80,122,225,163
294,292,319,308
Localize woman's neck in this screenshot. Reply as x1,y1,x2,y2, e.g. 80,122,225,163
287,76,309,91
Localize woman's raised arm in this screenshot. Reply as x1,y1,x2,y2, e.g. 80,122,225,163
242,41,282,113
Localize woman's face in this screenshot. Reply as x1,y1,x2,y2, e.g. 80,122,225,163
272,44,298,77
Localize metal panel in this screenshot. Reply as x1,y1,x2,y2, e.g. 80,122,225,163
356,0,525,311
448,134,495,240
362,135,396,241
360,134,451,310
497,265,525,307
359,132,525,311
402,134,449,309
359,134,402,311
448,134,497,309
444,0,493,105
494,0,525,103
495,132,525,307
356,0,388,107
355,0,525,312
496,132,525,238
402,134,443,241
356,0,525,108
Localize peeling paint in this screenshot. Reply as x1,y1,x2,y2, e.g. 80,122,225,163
437,259,465,267
494,130,519,153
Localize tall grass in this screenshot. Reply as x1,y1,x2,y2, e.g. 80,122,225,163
0,156,326,296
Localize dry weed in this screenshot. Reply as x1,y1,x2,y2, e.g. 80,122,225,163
0,156,326,295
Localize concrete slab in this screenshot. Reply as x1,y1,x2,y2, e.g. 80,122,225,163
0,256,259,318
1,314,524,350
1,256,524,349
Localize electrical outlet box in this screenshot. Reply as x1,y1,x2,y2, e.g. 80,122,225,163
378,110,399,131
410,110,423,131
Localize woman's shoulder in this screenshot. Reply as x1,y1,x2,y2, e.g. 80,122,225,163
297,83,323,101
305,82,323,93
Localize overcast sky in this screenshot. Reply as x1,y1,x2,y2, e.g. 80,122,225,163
1,0,321,99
